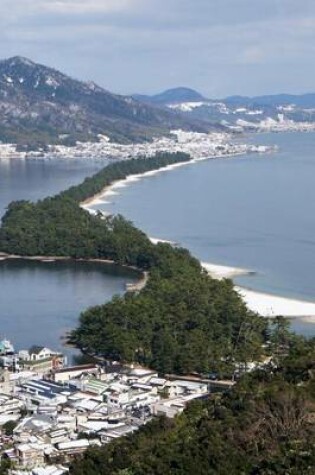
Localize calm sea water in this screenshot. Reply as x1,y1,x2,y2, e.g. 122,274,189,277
0,157,105,218
92,132,315,336
0,157,137,356
0,260,137,359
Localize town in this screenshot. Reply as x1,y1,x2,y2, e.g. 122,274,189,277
0,130,273,161
0,337,238,475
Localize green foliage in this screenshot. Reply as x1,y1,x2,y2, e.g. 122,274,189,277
0,458,11,475
0,197,151,264
71,248,266,374
1,420,17,436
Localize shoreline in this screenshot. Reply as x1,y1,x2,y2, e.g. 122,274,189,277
201,260,315,322
236,286,315,322
80,152,248,212
0,252,144,280
79,154,315,324
201,261,252,280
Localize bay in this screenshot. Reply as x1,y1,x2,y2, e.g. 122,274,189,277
0,157,137,357
0,259,137,360
0,157,105,218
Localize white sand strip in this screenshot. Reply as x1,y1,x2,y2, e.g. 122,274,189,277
202,262,315,319
201,261,250,279
236,286,315,319
149,237,176,245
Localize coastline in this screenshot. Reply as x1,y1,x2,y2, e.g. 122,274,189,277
0,252,145,286
79,154,315,324
201,261,315,321
80,152,247,212
201,261,251,280
236,286,315,321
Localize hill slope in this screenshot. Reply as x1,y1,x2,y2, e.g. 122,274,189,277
0,57,209,149
133,87,206,105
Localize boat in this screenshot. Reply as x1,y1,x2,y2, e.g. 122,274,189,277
0,338,15,355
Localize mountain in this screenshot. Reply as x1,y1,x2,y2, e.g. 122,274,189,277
133,87,207,105
224,93,315,108
134,86,315,128
0,57,211,149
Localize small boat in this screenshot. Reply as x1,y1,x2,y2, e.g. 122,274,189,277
0,338,15,355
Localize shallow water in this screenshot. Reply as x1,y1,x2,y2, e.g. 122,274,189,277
0,157,104,218
0,259,137,359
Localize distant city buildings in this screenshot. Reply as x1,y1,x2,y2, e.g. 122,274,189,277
0,130,275,161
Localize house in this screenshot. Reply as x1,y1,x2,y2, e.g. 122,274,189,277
13,415,55,443
19,347,66,374
0,338,15,355
17,465,70,475
0,368,12,394
126,368,158,384
162,379,208,398
0,394,24,415
49,364,99,383
100,424,138,443
17,379,73,409
152,400,185,418
15,442,46,468
56,439,101,460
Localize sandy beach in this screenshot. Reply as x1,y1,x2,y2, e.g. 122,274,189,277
201,261,315,321
149,237,176,246
201,262,250,279
236,287,315,321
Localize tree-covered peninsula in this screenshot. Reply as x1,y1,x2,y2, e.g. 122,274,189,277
0,152,267,374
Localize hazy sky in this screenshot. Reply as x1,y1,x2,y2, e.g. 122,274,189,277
1,0,314,97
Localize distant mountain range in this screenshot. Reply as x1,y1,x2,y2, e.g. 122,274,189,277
223,93,315,108
0,57,211,150
134,87,315,108
133,88,315,128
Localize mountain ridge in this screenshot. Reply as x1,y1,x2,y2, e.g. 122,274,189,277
0,57,211,149
134,87,315,127
133,87,207,105
135,86,315,107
